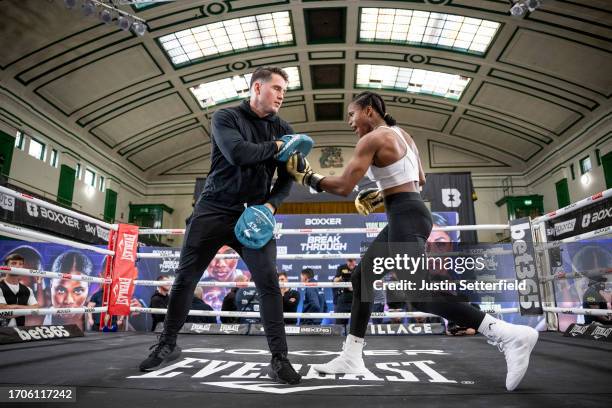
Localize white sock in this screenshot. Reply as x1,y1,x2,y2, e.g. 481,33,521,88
478,314,505,337
347,334,364,344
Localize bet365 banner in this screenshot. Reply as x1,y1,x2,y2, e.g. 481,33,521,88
421,172,477,243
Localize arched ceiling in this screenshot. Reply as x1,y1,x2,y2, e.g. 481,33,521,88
1,0,611,185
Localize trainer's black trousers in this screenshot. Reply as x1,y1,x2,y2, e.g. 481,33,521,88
161,203,287,354
350,192,486,338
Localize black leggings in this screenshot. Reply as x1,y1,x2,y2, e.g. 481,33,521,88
160,203,287,354
349,192,486,338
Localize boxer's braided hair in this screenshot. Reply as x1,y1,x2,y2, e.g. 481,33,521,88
352,91,397,126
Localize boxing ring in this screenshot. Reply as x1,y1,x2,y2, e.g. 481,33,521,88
0,185,611,407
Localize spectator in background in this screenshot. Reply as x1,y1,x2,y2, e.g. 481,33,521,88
236,284,260,325
149,275,172,331
87,286,115,331
185,286,216,324
583,278,612,325
300,268,323,325
334,259,356,325
279,272,299,325
221,275,249,323
0,254,39,327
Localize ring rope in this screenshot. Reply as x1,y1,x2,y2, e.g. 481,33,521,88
0,186,117,231
4,306,609,319
0,221,114,256
531,188,612,225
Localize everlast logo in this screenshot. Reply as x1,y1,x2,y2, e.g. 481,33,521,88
510,220,542,314
592,326,612,340
569,325,589,336
191,324,212,333
305,218,341,226
14,326,70,341
219,324,240,334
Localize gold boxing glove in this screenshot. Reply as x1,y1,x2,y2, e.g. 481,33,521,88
355,188,384,215
286,153,324,192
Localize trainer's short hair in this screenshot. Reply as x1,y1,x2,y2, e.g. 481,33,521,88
249,66,289,89
277,271,288,279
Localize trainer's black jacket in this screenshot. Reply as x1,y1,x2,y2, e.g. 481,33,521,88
200,100,294,213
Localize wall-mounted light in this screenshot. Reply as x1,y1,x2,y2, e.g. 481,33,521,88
581,173,591,186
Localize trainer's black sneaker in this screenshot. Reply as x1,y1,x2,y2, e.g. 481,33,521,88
267,353,301,384
139,340,182,372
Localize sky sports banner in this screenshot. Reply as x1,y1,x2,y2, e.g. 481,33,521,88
0,192,109,245
421,172,477,243
545,193,611,240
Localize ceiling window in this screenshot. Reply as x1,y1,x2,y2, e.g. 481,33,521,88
159,11,293,66
356,64,470,100
190,66,301,108
28,138,46,161
359,8,500,54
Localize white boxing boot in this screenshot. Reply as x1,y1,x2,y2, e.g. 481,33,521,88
312,334,368,374
478,314,539,391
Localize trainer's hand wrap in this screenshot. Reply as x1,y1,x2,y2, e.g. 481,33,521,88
286,153,324,192
355,188,384,215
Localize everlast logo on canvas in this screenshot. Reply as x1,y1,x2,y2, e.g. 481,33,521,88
569,325,589,336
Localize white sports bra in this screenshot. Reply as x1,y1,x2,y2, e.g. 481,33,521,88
366,126,419,190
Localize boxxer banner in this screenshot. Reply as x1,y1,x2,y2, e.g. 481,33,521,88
421,172,477,243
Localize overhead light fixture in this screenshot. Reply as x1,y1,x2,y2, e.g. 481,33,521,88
62,0,148,36
99,8,113,24
132,21,147,36
509,0,543,17
81,0,96,16
117,15,132,31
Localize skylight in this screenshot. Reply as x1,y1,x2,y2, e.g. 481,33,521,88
359,8,500,54
190,67,301,108
356,64,470,100
159,11,293,66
